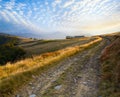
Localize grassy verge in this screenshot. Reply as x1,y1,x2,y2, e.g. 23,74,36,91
0,37,102,97
99,35,120,97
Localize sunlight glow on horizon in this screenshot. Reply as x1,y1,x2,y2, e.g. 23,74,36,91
0,0,120,38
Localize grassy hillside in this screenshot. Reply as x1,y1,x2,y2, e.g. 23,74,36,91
0,34,26,65
18,37,96,56
100,32,120,97
0,34,17,45
0,32,120,97
0,36,102,97
0,33,96,65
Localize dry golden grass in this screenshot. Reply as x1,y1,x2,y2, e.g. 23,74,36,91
0,37,101,79
0,37,102,96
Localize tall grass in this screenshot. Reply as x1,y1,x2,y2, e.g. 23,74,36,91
0,37,102,96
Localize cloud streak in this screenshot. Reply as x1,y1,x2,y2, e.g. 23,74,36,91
0,0,119,37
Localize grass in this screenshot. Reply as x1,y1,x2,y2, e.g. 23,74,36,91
42,37,106,97
19,37,96,56
18,40,56,47
0,37,102,96
99,34,120,97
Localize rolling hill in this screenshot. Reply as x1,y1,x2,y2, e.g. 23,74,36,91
0,32,119,97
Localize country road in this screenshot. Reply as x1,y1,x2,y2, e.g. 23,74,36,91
14,38,110,97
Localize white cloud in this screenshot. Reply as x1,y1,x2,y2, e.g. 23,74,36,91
27,10,32,17
16,3,26,10
0,0,120,36
4,10,19,24
63,0,75,8
55,0,61,4
5,0,15,10
11,11,28,25
45,1,48,5
52,0,61,7
0,11,10,22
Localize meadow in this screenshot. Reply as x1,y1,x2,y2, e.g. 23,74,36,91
18,37,96,56
0,36,102,96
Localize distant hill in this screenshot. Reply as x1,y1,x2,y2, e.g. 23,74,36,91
0,33,17,45
2,31,67,39
0,33,26,65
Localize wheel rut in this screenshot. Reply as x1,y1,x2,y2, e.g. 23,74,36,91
15,39,109,97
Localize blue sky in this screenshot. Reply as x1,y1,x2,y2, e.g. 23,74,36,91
0,0,120,38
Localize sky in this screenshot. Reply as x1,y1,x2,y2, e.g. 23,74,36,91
0,0,120,38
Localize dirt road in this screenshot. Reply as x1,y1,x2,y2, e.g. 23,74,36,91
14,38,109,97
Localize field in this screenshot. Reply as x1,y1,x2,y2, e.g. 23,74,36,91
0,35,102,97
18,37,96,56
0,33,119,97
